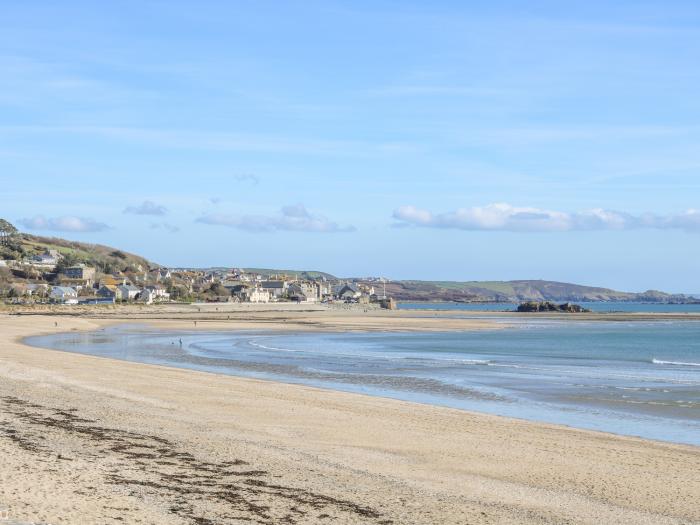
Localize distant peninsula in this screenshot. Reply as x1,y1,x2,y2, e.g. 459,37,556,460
353,278,695,304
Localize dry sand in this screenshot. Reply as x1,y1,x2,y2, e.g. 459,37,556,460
0,310,698,524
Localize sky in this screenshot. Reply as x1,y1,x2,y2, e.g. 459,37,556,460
1,1,699,292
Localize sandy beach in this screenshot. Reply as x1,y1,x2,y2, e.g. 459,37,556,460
1,309,699,524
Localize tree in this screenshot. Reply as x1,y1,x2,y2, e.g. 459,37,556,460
168,284,190,302
0,219,18,247
0,268,11,297
207,283,231,297
55,253,83,273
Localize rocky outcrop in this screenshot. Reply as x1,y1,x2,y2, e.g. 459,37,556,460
516,301,592,313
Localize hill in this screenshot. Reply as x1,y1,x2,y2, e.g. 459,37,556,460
7,233,154,275
362,279,693,303
242,268,337,280
0,223,691,303
186,267,337,280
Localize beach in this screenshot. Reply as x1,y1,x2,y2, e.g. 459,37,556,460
1,309,699,524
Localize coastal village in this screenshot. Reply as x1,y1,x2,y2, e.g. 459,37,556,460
0,222,694,308
0,247,395,308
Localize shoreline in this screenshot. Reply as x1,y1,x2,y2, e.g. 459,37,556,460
6,301,700,326
1,313,699,524
23,320,700,448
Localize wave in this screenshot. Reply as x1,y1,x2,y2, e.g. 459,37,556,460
652,358,700,367
248,339,301,353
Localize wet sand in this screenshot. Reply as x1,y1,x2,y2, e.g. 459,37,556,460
1,312,699,524
3,302,505,332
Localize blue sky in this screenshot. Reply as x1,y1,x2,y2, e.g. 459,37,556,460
1,1,699,292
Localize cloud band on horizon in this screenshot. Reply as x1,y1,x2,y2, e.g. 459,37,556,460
18,215,110,232
197,204,355,233
393,203,700,233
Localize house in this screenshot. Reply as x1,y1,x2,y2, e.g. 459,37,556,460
62,265,96,286
287,283,308,302
140,286,170,304
300,281,321,301
99,275,127,287
226,283,250,302
50,286,78,303
335,283,361,301
146,285,170,299
116,285,141,301
221,280,244,291
319,282,332,298
246,287,271,303
96,285,117,299
288,282,320,302
260,280,288,299
249,288,271,303
149,268,172,282
30,250,60,267
58,278,91,291
140,288,156,304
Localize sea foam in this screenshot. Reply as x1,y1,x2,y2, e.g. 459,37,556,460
652,358,700,367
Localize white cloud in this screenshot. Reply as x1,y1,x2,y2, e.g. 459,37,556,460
124,200,167,215
18,215,110,232
150,222,180,233
392,204,700,233
197,204,355,233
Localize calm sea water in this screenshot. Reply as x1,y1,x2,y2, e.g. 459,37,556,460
398,301,700,313
26,321,700,446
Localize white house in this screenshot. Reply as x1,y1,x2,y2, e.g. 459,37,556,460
140,289,156,304
247,287,271,303
141,286,170,304
260,280,288,299
50,286,78,304
116,285,141,301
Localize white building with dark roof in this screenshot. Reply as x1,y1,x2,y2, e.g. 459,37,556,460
116,285,141,301
260,280,288,299
50,286,78,303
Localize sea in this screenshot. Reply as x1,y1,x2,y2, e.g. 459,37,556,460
398,301,700,313
26,318,700,446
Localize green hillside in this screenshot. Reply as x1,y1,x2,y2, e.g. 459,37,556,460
369,279,692,303
242,268,337,280
13,234,154,275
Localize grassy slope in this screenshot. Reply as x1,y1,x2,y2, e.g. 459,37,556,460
367,279,684,302
20,234,154,274
242,268,337,280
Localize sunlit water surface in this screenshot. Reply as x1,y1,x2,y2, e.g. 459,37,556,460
26,320,700,446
